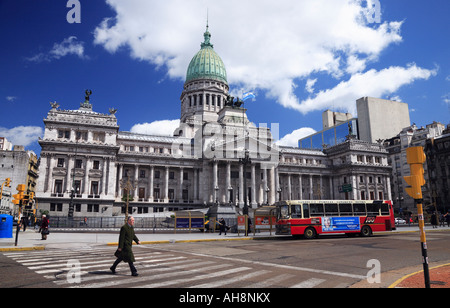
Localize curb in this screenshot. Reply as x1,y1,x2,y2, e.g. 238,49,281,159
0,246,45,252
388,263,450,288
107,236,256,246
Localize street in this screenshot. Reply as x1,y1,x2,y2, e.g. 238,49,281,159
1,230,449,289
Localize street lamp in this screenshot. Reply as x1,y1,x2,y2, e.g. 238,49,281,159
239,149,251,236
120,178,137,223
68,129,80,219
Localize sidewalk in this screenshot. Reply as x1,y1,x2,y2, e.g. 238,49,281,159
0,228,268,251
389,263,450,288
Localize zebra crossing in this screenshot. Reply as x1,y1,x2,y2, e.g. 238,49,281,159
2,246,357,288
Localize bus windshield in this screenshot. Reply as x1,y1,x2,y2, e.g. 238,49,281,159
278,205,290,220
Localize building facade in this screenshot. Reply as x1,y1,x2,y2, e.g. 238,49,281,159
384,122,445,213
0,145,38,215
425,124,450,213
36,27,392,218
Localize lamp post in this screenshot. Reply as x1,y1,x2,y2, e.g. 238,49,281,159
120,178,137,223
239,149,251,236
68,129,80,220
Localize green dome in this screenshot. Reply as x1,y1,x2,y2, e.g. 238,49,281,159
186,27,227,84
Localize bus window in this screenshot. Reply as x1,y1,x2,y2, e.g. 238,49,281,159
279,205,290,219
339,203,353,216
324,203,338,216
309,203,324,217
292,204,302,218
353,203,366,216
366,203,381,216
303,204,310,218
381,203,390,215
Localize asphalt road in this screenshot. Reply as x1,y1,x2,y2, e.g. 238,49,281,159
1,230,449,289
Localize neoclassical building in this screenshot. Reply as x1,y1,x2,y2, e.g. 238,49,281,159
36,26,392,217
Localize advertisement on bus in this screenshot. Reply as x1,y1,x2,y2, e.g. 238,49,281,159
321,217,360,232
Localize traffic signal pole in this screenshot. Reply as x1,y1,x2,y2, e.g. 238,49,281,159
12,184,27,247
416,201,430,288
15,200,21,246
404,147,430,288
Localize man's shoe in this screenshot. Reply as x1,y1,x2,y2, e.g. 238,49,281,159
110,267,116,274
132,272,139,277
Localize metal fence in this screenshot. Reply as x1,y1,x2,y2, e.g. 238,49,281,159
48,216,172,229
46,216,239,232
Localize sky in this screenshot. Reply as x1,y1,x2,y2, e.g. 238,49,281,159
0,0,449,156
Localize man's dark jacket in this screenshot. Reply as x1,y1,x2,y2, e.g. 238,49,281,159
118,223,140,262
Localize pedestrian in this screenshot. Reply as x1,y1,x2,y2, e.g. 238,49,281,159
110,216,140,276
218,218,227,235
40,215,49,240
431,212,438,228
440,213,445,227
445,211,450,227
21,216,28,232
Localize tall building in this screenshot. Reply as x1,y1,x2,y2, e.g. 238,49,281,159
356,97,411,144
384,122,445,213
425,124,450,212
300,97,411,150
36,26,392,218
0,144,38,215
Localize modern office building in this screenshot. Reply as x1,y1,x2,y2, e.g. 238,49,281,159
299,97,411,150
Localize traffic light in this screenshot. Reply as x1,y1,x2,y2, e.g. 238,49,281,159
5,178,11,187
22,194,30,205
404,147,426,200
12,184,26,205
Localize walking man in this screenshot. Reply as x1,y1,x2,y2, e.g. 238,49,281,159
110,216,140,276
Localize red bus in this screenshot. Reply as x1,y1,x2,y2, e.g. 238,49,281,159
275,200,395,239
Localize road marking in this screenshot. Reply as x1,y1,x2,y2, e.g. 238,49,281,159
72,263,232,288
247,273,296,288
291,278,326,288
189,270,271,288
157,247,367,280
137,267,252,288
52,259,210,285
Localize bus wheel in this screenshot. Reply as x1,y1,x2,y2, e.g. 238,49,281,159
360,225,372,237
304,227,317,239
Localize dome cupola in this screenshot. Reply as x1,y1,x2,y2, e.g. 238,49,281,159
185,25,227,84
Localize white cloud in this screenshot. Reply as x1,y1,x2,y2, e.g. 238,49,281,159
305,79,317,94
443,93,450,105
49,36,85,59
93,0,434,115
277,127,316,147
0,126,43,147
130,119,180,136
293,64,437,115
26,36,86,62
5,96,17,102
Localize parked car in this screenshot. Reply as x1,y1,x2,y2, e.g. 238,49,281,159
395,217,406,225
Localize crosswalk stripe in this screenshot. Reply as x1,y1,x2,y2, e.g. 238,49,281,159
290,278,326,288
21,253,171,268
72,263,232,288
137,266,252,288
20,251,162,265
247,273,296,288
35,256,186,274
189,270,271,288
52,259,210,286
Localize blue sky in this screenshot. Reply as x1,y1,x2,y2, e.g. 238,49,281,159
0,0,449,155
